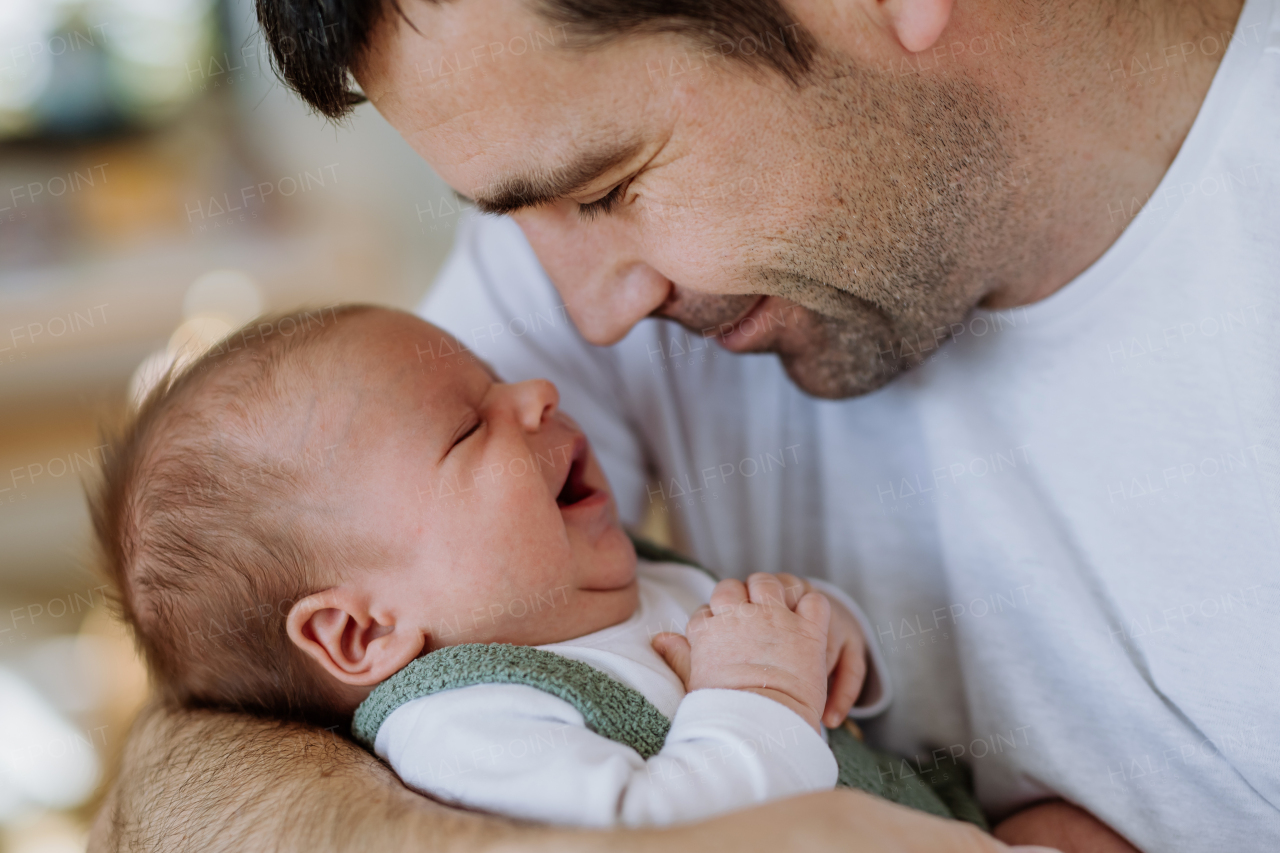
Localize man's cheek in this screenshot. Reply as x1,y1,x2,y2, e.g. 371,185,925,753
512,213,574,272
650,207,779,295
642,237,740,298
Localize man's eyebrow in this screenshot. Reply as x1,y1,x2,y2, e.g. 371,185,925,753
469,141,643,215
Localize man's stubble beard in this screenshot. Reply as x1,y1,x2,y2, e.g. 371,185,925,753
660,53,1022,400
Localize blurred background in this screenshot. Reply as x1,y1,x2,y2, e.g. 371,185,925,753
0,0,464,847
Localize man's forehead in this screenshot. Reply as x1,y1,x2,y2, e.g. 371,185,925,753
361,0,588,129
359,0,665,199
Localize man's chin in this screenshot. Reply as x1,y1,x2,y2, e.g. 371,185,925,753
709,317,909,399
765,303,916,400
777,348,907,400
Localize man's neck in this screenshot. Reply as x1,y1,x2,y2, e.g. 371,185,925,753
981,0,1247,309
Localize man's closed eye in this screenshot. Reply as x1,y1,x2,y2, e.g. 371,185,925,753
576,183,626,222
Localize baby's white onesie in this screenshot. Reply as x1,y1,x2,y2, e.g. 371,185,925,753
373,559,892,828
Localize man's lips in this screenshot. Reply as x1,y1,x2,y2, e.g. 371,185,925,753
715,296,789,353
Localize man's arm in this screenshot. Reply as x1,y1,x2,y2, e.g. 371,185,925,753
91,701,1011,853
89,701,519,852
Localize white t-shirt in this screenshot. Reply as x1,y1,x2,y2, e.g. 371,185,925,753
375,561,889,828
419,2,1279,848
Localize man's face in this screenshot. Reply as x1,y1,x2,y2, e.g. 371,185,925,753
358,0,1022,398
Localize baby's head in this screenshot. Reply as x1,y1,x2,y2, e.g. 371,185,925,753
93,305,637,726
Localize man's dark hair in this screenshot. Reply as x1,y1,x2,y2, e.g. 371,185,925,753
257,0,817,119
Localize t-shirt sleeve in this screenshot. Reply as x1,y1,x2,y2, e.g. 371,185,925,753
805,577,893,719
417,214,649,527
375,682,837,829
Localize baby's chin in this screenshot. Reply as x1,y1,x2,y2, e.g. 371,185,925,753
574,523,638,589
576,574,642,636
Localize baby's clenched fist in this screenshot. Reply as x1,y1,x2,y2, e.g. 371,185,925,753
652,573,831,732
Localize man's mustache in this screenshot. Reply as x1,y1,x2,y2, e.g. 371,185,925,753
650,289,760,335
651,274,870,340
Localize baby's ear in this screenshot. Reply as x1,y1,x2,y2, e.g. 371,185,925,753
287,589,423,686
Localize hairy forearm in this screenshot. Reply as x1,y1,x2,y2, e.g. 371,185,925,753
92,702,1007,853
89,701,527,853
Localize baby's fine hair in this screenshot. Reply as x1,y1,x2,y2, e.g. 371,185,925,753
90,304,382,726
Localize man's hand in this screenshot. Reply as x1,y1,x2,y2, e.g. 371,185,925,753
520,789,1017,853
652,573,831,732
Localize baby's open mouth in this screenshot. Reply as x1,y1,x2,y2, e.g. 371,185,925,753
556,440,595,507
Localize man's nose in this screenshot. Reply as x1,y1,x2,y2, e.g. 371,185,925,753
507,379,559,432
514,212,671,346
561,263,672,346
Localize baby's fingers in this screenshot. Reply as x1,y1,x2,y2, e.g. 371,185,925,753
651,632,693,687
685,603,713,636
709,578,748,615
794,590,831,633
771,573,808,610
822,646,868,728
745,573,789,609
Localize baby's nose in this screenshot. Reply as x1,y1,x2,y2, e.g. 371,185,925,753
511,379,559,430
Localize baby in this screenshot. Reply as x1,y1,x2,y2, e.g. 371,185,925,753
92,304,1122,848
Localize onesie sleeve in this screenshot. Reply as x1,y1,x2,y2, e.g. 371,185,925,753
805,577,893,719
375,682,836,828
